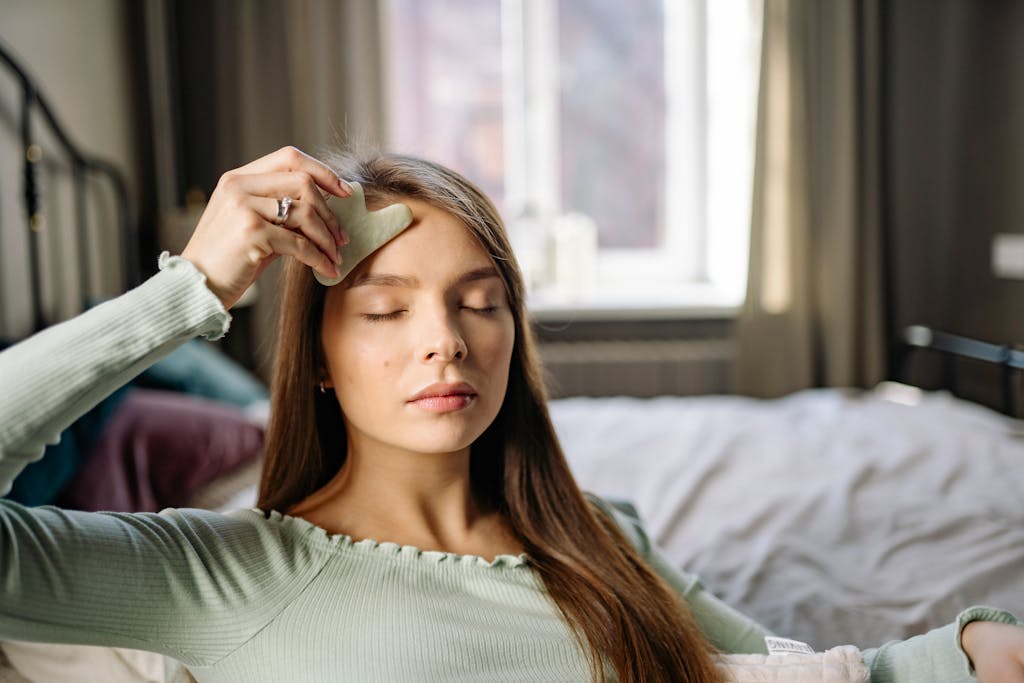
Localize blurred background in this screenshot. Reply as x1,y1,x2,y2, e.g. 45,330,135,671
1,0,1022,410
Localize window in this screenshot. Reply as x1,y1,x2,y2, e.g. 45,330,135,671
386,0,762,317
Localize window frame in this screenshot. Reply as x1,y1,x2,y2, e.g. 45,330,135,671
383,0,760,320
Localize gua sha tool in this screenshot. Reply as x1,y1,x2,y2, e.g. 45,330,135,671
313,181,415,286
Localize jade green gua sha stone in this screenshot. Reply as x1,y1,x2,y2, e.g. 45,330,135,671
313,181,415,286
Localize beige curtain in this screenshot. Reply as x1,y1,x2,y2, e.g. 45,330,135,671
205,0,389,169
733,0,887,398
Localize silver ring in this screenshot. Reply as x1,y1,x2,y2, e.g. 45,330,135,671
275,196,294,225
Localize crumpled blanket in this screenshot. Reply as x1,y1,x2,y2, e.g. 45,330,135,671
716,646,869,683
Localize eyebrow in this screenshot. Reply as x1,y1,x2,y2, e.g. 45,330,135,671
346,266,500,289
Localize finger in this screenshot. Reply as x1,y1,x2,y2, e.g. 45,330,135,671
227,172,346,249
263,221,340,280
235,146,353,197
236,171,348,246
255,196,340,265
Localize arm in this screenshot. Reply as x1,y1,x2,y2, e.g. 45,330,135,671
0,498,328,665
584,493,1024,681
0,254,230,495
0,257,332,664
1,146,355,663
0,256,238,661
862,607,1024,683
584,492,772,653
1,143,352,483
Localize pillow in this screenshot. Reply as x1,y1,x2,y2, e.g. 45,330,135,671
715,646,868,683
0,641,163,683
55,389,264,512
135,338,268,409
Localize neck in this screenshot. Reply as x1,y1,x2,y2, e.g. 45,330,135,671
290,433,496,552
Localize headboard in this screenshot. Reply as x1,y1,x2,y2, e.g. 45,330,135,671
0,38,136,343
893,325,1024,416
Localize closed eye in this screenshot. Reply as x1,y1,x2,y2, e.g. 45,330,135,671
363,311,406,322
462,305,498,315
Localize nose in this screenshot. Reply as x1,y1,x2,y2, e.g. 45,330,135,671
419,310,468,363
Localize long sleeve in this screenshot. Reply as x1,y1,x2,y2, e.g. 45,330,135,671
0,252,231,494
0,254,329,666
861,606,1024,683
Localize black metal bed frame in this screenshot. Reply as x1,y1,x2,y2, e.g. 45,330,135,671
892,325,1023,417
0,38,138,339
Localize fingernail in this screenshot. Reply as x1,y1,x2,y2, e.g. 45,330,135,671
335,247,343,265
337,177,353,194
333,263,342,277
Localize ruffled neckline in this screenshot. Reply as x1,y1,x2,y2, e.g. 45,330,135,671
254,507,531,569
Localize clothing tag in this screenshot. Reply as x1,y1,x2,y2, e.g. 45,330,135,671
764,637,816,655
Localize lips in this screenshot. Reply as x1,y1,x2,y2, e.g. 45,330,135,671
407,382,478,413
407,381,478,403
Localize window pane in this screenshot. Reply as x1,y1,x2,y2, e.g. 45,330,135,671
387,0,505,212
557,0,666,249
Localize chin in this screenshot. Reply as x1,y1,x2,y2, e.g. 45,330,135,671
402,422,488,455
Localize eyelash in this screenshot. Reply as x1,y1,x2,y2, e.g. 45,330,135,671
361,306,498,323
466,305,498,316
363,311,404,323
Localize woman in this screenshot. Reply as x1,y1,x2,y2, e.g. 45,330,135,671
0,146,1021,683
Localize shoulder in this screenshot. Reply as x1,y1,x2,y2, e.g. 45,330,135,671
145,506,334,580
582,491,653,557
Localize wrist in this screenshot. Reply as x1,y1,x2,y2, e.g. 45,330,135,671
961,621,983,669
169,250,232,309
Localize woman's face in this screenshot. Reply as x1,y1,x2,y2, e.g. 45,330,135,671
320,198,515,456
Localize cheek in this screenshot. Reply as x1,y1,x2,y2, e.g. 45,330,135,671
332,341,404,431
335,336,398,387
323,326,401,404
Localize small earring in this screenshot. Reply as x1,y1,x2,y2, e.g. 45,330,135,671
318,381,327,394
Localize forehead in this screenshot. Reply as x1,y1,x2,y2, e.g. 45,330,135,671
340,198,494,288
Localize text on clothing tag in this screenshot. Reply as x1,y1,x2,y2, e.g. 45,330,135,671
764,637,816,655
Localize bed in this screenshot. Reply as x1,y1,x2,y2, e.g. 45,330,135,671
2,39,1023,683
552,384,1024,648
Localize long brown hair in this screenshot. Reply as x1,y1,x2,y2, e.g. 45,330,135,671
256,151,722,683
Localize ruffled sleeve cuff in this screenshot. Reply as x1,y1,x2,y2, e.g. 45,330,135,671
156,251,232,341
956,605,1024,677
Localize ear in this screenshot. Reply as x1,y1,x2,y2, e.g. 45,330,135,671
317,370,334,389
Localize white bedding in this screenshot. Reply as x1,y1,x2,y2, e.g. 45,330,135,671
550,384,1024,649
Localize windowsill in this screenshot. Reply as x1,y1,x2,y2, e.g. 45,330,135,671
525,284,744,322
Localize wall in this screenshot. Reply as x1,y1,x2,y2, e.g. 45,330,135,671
888,0,1024,410
0,0,136,340
535,318,735,398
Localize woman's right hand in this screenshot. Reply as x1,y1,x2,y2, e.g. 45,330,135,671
180,146,353,309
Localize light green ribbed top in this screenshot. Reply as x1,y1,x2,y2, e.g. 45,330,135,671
0,252,1017,682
